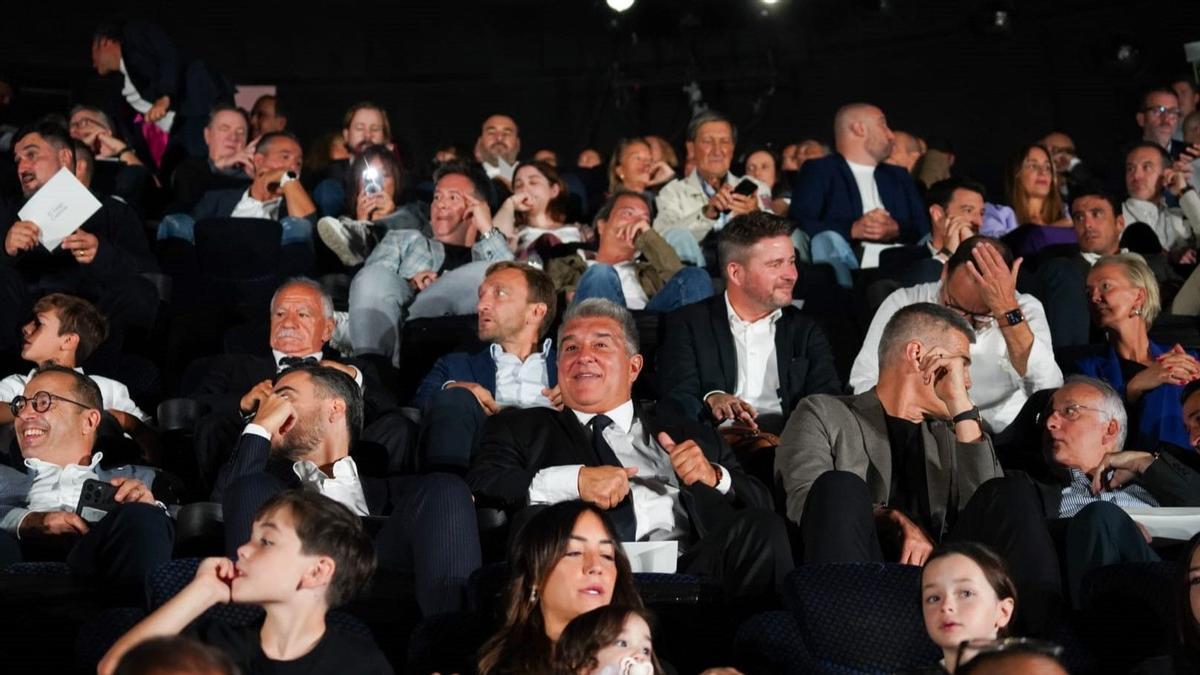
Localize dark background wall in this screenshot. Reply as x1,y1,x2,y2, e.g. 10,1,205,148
2,0,1199,195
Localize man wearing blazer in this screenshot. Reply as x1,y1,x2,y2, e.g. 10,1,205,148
656,211,842,435
414,262,560,473
212,364,481,616
189,277,409,483
789,102,930,287
468,298,792,600
776,302,1063,633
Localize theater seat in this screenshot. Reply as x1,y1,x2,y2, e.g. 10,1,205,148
784,563,939,673
1076,561,1177,671
734,610,812,674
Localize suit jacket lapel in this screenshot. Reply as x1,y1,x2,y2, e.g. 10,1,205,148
849,389,893,500
547,348,559,388
923,421,952,537
470,348,497,395
835,155,863,216
557,407,599,465
708,297,739,394
774,309,794,410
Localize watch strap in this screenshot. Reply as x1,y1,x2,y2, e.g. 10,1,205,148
951,406,981,425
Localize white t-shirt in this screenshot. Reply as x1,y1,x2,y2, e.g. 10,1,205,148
118,59,175,134
846,160,883,214
0,369,149,421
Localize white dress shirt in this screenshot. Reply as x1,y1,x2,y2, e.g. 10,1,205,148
706,293,783,417
242,424,369,516
1122,192,1200,251
0,368,149,421
491,338,554,409
119,59,174,134
515,225,583,254
849,281,1063,431
526,400,732,542
230,189,282,220
24,452,103,517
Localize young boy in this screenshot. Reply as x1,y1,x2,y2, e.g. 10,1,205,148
99,489,392,675
0,293,148,429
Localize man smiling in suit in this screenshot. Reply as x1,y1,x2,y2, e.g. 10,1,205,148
468,298,792,601
656,211,842,435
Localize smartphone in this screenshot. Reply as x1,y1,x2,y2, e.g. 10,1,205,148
733,178,758,197
76,478,119,523
362,166,383,195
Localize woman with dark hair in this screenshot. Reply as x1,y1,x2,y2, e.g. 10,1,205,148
478,501,641,675
741,146,790,216
985,143,1074,257
607,138,675,197
1133,532,1200,673
493,160,585,261
316,143,409,267
914,542,1017,674
554,605,664,675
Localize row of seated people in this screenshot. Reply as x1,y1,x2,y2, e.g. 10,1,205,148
3,233,1200,672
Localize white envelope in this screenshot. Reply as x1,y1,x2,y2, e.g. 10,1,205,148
859,241,904,269
1121,506,1200,540
17,167,102,251
622,541,679,573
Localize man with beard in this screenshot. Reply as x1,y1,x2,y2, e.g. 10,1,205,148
656,211,842,436
474,113,520,189
413,262,559,473
211,364,481,615
790,102,930,287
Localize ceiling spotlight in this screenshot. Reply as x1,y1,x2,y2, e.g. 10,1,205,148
760,0,780,4
607,0,635,12
992,10,1010,30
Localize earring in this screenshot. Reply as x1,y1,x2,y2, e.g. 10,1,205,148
529,587,539,604
1131,307,1143,317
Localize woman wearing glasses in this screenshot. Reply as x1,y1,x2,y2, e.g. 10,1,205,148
983,143,1074,258
1075,254,1200,449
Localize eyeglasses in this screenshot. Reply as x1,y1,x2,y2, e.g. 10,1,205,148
1142,105,1182,119
1044,403,1107,422
955,637,1064,670
943,299,993,332
10,391,93,417
1021,161,1054,174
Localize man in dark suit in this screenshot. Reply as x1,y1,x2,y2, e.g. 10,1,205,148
1,122,159,355
212,363,480,615
656,211,841,436
789,102,930,287
158,132,316,256
0,365,174,594
468,298,792,600
414,262,559,473
776,302,1062,634
90,18,233,169
189,277,410,485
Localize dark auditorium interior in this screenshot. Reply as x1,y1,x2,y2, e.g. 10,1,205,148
2,1,1200,673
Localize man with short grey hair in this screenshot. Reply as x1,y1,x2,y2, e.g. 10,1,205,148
469,298,792,601
653,111,771,261
777,300,1064,632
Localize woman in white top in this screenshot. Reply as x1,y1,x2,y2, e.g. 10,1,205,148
493,160,585,261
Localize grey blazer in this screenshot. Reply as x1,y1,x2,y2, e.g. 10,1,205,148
0,460,159,534
774,388,1002,539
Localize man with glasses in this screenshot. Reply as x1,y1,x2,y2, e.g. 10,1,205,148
1136,86,1186,159
1006,376,1200,605
850,236,1061,432
0,365,173,593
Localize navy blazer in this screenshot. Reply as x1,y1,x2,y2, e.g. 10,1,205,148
789,153,929,243
191,188,311,225
1075,340,1196,449
413,345,559,409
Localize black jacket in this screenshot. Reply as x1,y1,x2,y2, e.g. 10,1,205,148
467,403,772,541
655,294,842,424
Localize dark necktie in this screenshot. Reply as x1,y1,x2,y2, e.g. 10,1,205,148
278,355,318,370
590,414,638,542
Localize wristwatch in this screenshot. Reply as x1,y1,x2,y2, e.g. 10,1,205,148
278,171,298,188
1001,307,1025,327
951,406,982,425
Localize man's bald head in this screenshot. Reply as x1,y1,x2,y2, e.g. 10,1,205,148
833,102,895,164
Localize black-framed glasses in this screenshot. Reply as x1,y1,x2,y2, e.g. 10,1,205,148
1142,105,1182,118
943,299,994,332
9,391,93,417
955,637,1064,670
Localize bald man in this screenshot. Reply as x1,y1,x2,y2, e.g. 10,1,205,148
790,102,930,287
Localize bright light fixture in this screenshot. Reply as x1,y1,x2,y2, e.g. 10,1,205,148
607,0,635,12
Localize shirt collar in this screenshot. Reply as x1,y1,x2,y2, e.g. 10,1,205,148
25,451,103,473
723,292,782,328
572,399,636,435
293,455,358,482
489,338,553,362
25,366,85,377
241,188,282,208
272,349,324,368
